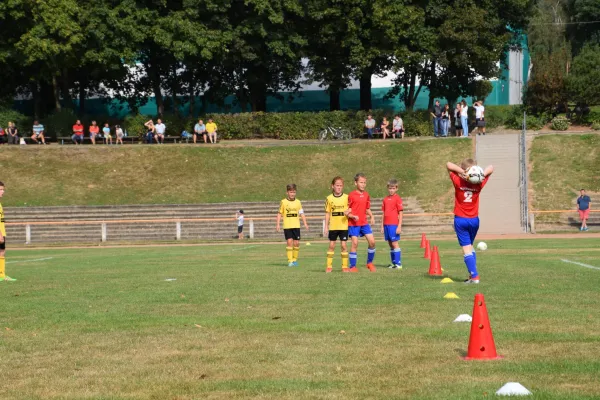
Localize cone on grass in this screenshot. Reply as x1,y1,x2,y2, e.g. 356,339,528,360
463,293,503,360
423,240,432,259
420,233,427,248
428,246,443,276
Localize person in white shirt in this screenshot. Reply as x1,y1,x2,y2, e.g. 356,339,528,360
392,115,404,139
154,119,166,144
473,101,486,135
364,115,376,139
193,119,206,144
460,100,469,137
236,210,244,240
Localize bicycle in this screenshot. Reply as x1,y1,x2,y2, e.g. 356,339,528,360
318,126,352,141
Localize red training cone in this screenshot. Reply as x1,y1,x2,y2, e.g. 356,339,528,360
423,240,432,259
463,293,503,360
428,246,443,276
420,233,427,248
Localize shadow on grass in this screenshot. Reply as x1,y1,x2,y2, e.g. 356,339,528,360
455,348,468,358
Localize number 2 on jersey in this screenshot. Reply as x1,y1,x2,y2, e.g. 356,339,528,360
464,191,473,203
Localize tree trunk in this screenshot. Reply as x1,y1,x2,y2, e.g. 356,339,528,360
405,72,417,112
188,78,195,117
52,75,62,112
427,62,437,110
60,68,74,109
359,69,372,111
31,82,41,119
249,83,267,112
171,65,180,116
78,82,86,116
329,88,341,111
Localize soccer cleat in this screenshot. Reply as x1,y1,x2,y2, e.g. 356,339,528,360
292,261,299,267
387,263,395,269
326,268,333,273
342,268,350,273
348,267,359,273
366,263,376,272
463,278,480,284
584,227,589,231
394,264,403,270
2,276,16,282
288,262,295,267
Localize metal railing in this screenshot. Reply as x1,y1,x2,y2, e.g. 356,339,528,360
519,112,530,232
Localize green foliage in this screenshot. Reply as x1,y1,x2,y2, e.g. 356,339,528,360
44,109,79,138
123,114,152,137
0,108,31,131
591,121,600,131
484,105,516,129
470,81,494,102
550,116,570,131
567,44,600,106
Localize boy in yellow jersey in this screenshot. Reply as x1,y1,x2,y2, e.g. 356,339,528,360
324,176,351,273
0,181,15,281
276,183,309,267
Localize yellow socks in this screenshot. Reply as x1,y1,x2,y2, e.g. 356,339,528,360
286,247,293,263
341,252,349,269
326,251,334,268
0,256,5,279
293,247,300,262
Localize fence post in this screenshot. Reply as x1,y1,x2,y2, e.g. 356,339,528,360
101,222,107,242
322,219,326,237
25,224,31,244
249,219,254,239
529,212,535,234
176,221,181,240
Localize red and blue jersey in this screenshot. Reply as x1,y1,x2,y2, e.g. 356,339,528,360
382,194,403,225
450,172,489,218
348,190,370,226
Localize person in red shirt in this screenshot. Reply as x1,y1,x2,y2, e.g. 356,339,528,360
381,179,403,269
72,120,84,145
447,159,494,283
347,173,376,272
89,121,100,145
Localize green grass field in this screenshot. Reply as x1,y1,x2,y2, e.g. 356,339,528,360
1,238,599,399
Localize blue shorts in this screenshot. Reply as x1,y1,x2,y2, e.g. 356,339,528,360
348,225,373,237
384,225,400,242
454,216,479,247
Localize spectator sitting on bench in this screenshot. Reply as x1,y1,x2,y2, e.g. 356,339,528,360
0,126,5,145
154,118,166,144
392,115,404,139
364,114,376,139
72,119,84,145
89,121,100,145
31,120,46,145
144,120,155,144
194,119,206,144
206,119,217,144
103,123,113,145
7,122,19,145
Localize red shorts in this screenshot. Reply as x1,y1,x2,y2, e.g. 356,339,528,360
578,209,590,220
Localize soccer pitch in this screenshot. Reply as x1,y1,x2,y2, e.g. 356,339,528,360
1,238,599,399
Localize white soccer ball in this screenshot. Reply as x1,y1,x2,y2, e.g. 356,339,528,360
467,165,485,184
476,242,488,251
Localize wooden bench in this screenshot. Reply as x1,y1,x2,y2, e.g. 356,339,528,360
363,127,384,139
58,136,139,145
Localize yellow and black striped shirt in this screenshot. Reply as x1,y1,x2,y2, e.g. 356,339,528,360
0,203,5,237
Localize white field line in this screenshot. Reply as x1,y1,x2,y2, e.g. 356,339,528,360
7,257,54,264
231,245,259,252
561,259,600,271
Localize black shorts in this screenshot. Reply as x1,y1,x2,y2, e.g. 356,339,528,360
237,226,243,233
284,228,301,240
0,239,5,250
328,230,348,241
476,118,486,127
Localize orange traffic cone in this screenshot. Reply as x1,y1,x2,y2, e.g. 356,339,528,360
420,233,427,248
463,293,503,360
423,240,432,259
428,246,443,276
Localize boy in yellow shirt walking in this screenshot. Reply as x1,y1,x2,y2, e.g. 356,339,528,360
276,184,309,267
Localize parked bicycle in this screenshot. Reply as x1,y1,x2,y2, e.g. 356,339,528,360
318,126,352,141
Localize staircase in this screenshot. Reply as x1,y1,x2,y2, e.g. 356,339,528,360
4,199,454,244
476,134,524,234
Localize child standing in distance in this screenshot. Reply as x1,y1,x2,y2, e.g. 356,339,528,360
381,179,403,269
447,159,494,283
0,182,15,281
276,184,309,267
324,176,350,273
236,210,244,240
347,173,376,272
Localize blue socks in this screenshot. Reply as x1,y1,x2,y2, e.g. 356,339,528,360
367,248,376,264
349,252,357,268
464,252,478,278
390,248,401,264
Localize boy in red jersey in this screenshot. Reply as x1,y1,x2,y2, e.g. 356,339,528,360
381,179,403,269
447,159,494,283
347,173,376,272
